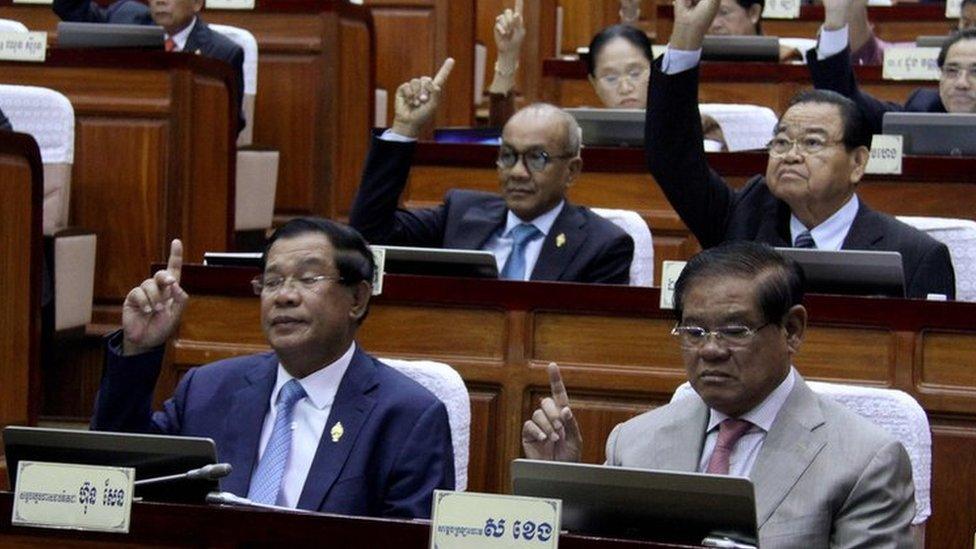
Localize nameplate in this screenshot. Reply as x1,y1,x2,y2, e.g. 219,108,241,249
659,260,687,310
205,0,255,9
0,32,47,62
883,47,940,81
946,0,961,18
12,0,51,5
762,0,800,19
429,490,560,549
12,461,134,533
866,134,903,175
370,245,386,296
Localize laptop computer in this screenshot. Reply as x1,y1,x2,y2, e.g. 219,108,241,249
882,112,976,156
702,35,780,62
377,245,499,279
566,107,645,147
511,459,758,546
3,426,219,504
774,247,906,298
915,35,949,48
57,22,164,49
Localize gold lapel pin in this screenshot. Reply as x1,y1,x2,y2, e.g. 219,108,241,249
556,233,566,248
330,421,344,443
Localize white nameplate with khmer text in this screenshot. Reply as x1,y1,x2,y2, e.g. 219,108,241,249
883,47,941,81
370,246,386,296
12,0,51,5
659,260,688,310
946,0,962,18
866,135,903,175
0,32,46,62
205,0,255,10
429,490,560,549
763,0,800,20
12,461,134,533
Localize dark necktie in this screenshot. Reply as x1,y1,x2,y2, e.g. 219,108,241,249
794,230,816,249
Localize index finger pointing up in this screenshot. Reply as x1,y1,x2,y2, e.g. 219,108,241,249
547,362,570,407
433,57,455,88
166,238,184,282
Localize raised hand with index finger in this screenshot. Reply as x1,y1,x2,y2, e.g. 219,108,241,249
521,362,583,462
391,57,455,138
670,0,721,51
122,239,189,356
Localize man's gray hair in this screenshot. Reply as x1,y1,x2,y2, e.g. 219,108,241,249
512,102,582,157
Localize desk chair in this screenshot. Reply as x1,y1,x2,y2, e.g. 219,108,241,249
699,104,778,152
209,24,279,236
0,84,95,333
378,357,471,491
671,380,931,547
590,207,654,287
897,216,976,302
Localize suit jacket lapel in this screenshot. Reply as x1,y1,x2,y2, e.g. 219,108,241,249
184,18,209,55
756,194,793,247
841,202,884,250
219,354,278,496
751,376,828,528
453,199,507,250
651,397,709,471
530,203,587,281
297,348,379,510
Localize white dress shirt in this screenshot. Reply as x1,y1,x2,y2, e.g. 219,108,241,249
166,16,197,52
253,342,356,508
789,194,859,250
697,367,797,478
816,24,850,60
482,202,565,280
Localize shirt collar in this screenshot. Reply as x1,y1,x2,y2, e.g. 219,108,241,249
166,16,197,52
789,194,860,251
707,366,797,433
503,200,565,238
271,342,356,411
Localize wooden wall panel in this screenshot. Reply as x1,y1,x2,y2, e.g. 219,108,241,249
467,387,502,493
919,332,976,389
533,314,679,369
360,305,507,360
558,0,656,54
928,419,976,549
796,327,894,384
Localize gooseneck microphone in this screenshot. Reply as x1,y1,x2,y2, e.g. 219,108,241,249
134,462,233,486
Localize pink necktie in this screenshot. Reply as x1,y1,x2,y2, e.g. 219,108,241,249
705,418,753,475
164,38,176,52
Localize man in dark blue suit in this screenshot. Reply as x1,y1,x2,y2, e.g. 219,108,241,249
807,0,976,134
53,0,246,133
350,60,634,285
0,107,11,131
91,218,454,518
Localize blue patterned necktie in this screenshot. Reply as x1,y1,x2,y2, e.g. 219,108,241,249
247,378,307,505
794,230,816,249
500,223,542,280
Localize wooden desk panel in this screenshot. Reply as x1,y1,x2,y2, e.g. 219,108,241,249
169,268,976,549
559,0,656,54
0,50,236,302
0,132,42,431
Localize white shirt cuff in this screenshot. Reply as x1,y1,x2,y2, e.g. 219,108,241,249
380,128,417,143
662,46,702,74
817,24,849,60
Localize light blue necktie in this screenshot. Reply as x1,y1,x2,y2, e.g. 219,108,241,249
500,223,542,280
247,378,306,505
794,230,816,249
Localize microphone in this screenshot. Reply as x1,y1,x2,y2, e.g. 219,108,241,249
206,491,315,514
134,463,233,487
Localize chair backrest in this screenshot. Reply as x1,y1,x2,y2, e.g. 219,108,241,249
699,103,778,152
590,207,654,286
671,379,932,526
0,18,28,32
208,23,258,146
0,84,75,235
896,216,976,302
378,357,471,491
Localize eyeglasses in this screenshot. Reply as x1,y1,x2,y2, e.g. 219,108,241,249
767,135,844,157
251,274,343,296
942,65,976,83
670,322,772,349
597,67,649,88
497,147,574,173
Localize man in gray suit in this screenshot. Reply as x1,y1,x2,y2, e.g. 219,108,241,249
522,241,915,548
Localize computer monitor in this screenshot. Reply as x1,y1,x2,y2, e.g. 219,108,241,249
377,245,499,279
566,107,644,147
915,35,949,48
3,426,219,504
434,127,502,145
702,35,780,62
774,248,906,298
882,112,976,156
56,22,165,49
511,459,758,546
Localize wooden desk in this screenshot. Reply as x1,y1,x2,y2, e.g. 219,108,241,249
542,57,927,114
0,492,699,547
657,4,957,45
0,0,374,221
0,132,42,433
0,49,237,302
165,268,976,549
405,142,976,281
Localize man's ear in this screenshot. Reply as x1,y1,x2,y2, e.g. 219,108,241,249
748,4,762,25
349,280,372,322
783,304,807,355
193,0,204,13
564,156,582,188
849,145,870,185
